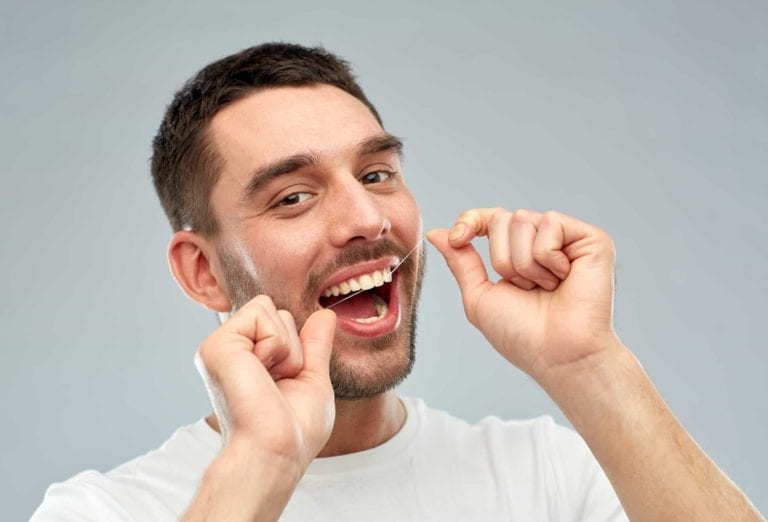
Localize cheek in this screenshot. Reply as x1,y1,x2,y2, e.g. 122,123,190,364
250,228,321,294
392,194,423,243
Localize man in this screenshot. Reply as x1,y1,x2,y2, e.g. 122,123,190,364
33,43,763,521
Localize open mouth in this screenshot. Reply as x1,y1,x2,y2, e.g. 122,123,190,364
319,266,394,324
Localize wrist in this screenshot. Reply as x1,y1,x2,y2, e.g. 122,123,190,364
220,433,306,483
185,436,306,521
535,335,637,416
537,338,665,453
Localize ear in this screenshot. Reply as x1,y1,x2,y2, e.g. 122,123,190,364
168,230,232,313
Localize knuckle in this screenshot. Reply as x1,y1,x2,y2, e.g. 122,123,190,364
512,257,534,274
253,294,274,308
196,338,215,362
489,208,509,227
593,229,614,251
491,256,513,276
277,309,297,328
278,355,303,379
459,208,486,231
532,245,552,260
456,209,477,226
456,209,474,223
511,275,536,290
257,337,289,363
512,208,532,223
272,332,289,352
541,210,560,224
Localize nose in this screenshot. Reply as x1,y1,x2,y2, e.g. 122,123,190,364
327,178,391,247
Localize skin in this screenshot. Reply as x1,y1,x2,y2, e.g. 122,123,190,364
168,85,422,506
168,85,764,521
429,212,764,521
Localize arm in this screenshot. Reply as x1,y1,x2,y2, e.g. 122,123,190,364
185,439,303,521
548,341,761,521
428,208,764,522
184,298,337,521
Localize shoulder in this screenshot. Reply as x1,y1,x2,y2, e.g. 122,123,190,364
31,469,136,522
407,395,564,451
405,396,573,474
403,397,626,521
31,419,220,521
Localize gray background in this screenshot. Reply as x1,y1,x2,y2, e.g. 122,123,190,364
1,0,766,518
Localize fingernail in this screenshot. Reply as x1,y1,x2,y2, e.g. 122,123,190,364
449,222,466,242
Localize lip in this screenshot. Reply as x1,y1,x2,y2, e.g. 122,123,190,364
333,270,402,338
317,256,400,299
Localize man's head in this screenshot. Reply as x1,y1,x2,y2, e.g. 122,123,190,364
152,43,382,237
152,43,425,400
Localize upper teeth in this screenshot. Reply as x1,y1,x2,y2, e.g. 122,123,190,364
322,267,393,297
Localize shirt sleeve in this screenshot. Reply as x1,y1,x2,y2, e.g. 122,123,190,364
30,472,134,522
544,419,628,522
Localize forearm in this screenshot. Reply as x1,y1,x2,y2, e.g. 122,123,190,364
184,438,304,522
542,340,764,522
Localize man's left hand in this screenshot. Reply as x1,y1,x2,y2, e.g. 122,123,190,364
428,208,621,386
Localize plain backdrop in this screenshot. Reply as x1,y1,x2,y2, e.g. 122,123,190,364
1,0,766,518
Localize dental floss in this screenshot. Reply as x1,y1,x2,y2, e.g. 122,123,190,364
326,234,428,310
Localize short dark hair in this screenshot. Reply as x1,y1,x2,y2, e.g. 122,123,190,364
151,42,382,236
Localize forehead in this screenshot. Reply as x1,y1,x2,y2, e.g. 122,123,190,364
209,84,384,167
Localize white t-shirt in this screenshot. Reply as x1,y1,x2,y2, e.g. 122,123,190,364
32,397,627,521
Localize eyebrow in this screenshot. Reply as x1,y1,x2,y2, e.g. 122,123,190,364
240,133,404,203
359,133,404,157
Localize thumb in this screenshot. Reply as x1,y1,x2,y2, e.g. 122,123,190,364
427,228,491,310
299,309,337,378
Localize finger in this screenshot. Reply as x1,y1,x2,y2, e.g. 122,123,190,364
248,299,292,373
484,210,536,290
224,296,294,379
447,208,498,247
448,208,608,259
198,295,285,374
547,211,614,264
509,212,560,290
486,210,517,281
195,299,287,410
268,310,304,381
224,295,280,342
298,309,337,380
532,214,571,280
426,228,492,323
449,207,544,247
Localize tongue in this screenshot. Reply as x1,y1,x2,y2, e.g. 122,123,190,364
327,290,378,319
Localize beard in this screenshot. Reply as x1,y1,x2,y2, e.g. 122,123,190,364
217,239,425,400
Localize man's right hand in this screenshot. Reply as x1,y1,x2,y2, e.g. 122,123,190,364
185,297,337,521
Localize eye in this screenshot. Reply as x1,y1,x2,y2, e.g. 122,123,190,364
277,192,311,207
360,170,392,185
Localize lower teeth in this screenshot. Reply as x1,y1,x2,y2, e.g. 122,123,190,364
352,294,388,324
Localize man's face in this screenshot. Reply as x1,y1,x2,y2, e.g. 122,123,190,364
207,84,424,400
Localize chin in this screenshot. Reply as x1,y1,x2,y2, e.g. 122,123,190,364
329,325,417,401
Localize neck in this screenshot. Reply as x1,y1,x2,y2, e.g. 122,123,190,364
205,390,406,458
318,390,405,457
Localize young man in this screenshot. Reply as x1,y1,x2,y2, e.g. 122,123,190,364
33,43,764,521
